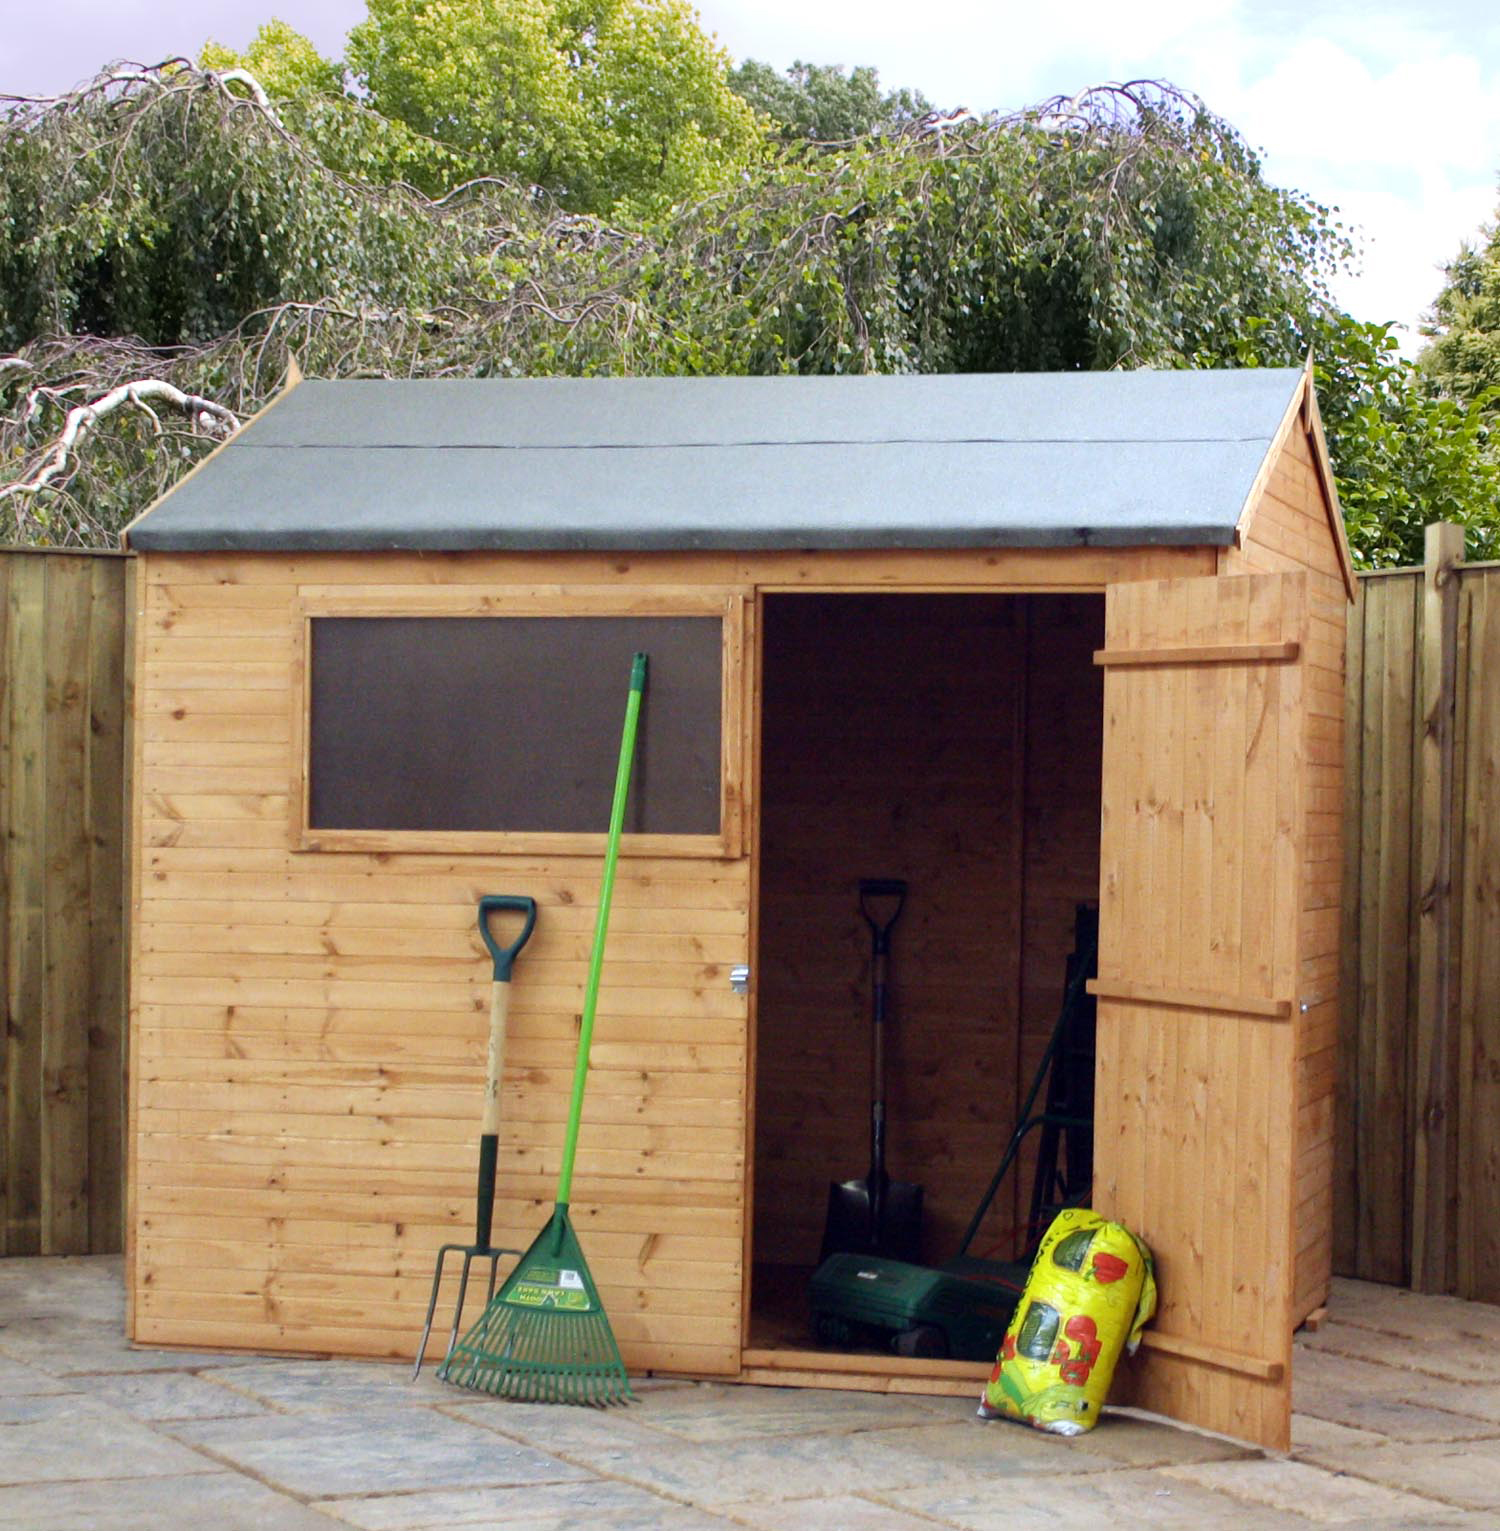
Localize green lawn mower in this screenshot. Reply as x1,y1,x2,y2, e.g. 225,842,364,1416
809,905,1098,1362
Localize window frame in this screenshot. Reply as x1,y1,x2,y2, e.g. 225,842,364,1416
290,586,747,859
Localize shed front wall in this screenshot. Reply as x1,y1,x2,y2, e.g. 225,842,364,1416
128,549,762,1375
127,542,1218,1375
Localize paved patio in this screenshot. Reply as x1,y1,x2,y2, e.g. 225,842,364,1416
2,1258,1498,1528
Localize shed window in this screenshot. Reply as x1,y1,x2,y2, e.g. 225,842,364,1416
304,613,728,846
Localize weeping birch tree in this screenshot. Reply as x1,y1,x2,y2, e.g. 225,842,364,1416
2,61,1493,562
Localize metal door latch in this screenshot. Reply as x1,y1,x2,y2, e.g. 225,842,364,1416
730,964,750,994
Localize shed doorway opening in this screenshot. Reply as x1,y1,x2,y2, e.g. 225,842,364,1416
749,592,1105,1373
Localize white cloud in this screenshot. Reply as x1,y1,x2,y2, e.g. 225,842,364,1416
1210,33,1500,179
1325,182,1496,334
1190,22,1500,339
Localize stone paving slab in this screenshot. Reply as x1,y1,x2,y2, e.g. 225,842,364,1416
0,1393,220,1485
95,1368,274,1422
1067,1408,1260,1468
599,1418,1123,1508
166,1405,594,1499
712,1492,950,1530
0,1470,347,1530
594,1379,948,1442
1343,1519,1500,1531
443,1395,689,1455
1295,1436,1500,1515
883,1464,1301,1530
321,1479,740,1530
836,1417,1122,1489
1290,1412,1392,1452
0,1355,71,1396
6,1258,1500,1527
1330,1279,1500,1345
0,1391,87,1424
487,1427,949,1505
1292,1348,1500,1436
0,1255,124,1319
203,1357,457,1413
0,1316,256,1376
1165,1456,1475,1525
1300,1318,1500,1384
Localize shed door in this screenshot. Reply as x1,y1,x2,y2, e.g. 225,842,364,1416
1091,572,1307,1450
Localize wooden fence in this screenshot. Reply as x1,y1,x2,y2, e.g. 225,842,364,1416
0,547,131,1256
1338,525,1500,1297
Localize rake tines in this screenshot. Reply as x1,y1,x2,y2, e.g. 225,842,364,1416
436,1206,634,1408
440,1304,632,1407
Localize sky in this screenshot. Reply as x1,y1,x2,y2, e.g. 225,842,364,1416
5,0,1498,349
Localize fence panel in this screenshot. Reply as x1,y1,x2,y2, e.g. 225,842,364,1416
1338,535,1500,1298
1338,569,1422,1285
0,548,130,1256
1457,569,1500,1301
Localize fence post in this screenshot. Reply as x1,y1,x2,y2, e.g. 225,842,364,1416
1410,521,1465,1292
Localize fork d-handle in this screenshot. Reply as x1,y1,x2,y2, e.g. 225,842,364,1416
476,895,537,1245
859,879,906,1233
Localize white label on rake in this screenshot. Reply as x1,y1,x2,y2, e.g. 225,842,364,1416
558,1269,585,1290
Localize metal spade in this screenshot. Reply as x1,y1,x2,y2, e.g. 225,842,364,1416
818,878,924,1265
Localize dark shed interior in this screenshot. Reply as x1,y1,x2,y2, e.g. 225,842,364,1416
751,591,1106,1348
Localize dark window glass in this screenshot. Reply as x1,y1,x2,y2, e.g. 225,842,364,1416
308,616,722,834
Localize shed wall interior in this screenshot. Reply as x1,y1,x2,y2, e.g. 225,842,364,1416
751,592,1104,1351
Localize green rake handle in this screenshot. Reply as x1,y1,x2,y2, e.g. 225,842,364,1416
555,652,647,1208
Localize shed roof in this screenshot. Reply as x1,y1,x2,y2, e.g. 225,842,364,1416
125,367,1311,554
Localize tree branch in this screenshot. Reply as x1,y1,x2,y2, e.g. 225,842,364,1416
0,380,238,511
207,67,281,126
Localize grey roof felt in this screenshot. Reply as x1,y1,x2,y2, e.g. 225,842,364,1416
126,369,1306,553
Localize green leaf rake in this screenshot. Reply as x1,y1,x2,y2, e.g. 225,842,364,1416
438,652,647,1407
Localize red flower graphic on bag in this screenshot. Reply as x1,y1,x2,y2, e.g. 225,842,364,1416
1090,1252,1129,1284
1058,1314,1101,1388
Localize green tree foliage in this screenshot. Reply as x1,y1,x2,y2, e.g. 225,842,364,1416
1314,313,1499,566
201,18,343,96
199,23,467,192
0,67,475,351
727,59,931,142
344,0,762,212
1421,210,1500,411
2,66,1495,564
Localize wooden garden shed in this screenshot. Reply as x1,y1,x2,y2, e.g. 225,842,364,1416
123,363,1352,1450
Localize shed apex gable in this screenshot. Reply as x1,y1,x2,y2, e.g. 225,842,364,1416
1231,357,1355,601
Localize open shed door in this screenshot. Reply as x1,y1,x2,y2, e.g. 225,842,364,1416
1091,572,1306,1450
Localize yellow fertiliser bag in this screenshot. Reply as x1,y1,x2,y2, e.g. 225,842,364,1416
978,1208,1156,1436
